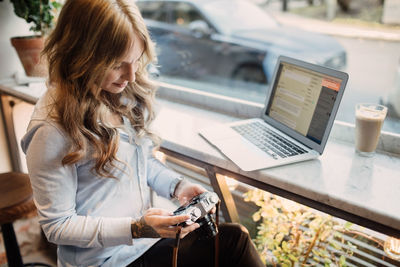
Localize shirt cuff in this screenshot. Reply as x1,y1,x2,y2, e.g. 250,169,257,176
169,176,184,199
101,217,133,246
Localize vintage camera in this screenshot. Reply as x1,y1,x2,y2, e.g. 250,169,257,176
173,191,220,239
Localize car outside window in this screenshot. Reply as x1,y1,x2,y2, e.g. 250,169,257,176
137,1,168,22
170,2,204,27
202,0,279,35
137,0,399,134
138,0,346,102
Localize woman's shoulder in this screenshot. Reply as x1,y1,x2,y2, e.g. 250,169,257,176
30,85,57,121
21,86,70,154
28,84,66,131
21,118,70,155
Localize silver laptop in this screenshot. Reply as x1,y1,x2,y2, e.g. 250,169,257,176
199,56,348,171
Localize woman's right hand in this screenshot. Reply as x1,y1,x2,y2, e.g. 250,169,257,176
131,208,200,239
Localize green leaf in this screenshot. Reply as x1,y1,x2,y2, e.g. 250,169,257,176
329,241,342,250
282,241,289,252
346,241,357,250
288,254,298,262
339,255,347,267
9,0,63,34
312,249,321,257
281,259,292,267
344,222,353,230
333,231,343,238
52,2,62,9
321,250,330,258
252,211,261,222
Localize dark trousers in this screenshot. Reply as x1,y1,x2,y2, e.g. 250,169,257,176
127,223,264,267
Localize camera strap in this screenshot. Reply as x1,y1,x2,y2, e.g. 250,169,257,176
172,226,182,267
214,201,221,267
172,201,221,267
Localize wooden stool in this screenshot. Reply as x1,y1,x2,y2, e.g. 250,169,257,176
0,172,51,267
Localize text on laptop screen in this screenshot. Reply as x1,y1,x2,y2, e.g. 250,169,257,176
266,62,342,144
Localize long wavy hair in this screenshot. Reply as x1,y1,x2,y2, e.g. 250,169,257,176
43,0,159,178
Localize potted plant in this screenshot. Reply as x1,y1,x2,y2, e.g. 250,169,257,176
1,0,62,77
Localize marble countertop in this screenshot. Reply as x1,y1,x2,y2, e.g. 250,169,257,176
153,99,400,236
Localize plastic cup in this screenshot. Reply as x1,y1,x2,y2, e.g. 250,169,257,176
355,103,387,157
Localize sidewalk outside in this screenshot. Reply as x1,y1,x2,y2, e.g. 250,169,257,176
259,0,400,41
271,11,400,41
259,0,400,120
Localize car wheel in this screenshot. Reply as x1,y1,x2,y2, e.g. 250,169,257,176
232,64,267,84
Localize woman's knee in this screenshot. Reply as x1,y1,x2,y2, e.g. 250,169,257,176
219,223,250,242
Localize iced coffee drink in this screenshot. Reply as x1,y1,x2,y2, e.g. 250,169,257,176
355,103,387,157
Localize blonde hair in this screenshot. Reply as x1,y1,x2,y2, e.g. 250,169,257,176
43,0,159,178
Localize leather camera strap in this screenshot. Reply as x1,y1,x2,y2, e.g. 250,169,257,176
172,226,182,267
214,201,221,267
171,201,221,267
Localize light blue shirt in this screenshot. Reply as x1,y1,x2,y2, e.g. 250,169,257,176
21,90,181,267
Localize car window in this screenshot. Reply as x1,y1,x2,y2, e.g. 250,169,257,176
202,1,278,34
136,1,168,23
169,2,205,27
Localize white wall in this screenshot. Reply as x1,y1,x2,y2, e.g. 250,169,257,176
0,1,31,78
0,1,31,172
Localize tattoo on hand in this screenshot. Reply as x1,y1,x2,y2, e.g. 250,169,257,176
131,217,161,238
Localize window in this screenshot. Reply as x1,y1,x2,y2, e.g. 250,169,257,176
137,0,400,134
137,1,168,22
170,2,204,27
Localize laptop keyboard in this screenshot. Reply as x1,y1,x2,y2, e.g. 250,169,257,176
231,121,307,159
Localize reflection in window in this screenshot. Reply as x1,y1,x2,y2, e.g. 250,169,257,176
202,0,278,35
137,2,168,22
171,3,203,27
136,0,399,133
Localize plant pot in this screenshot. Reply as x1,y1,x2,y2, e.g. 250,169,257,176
10,36,47,77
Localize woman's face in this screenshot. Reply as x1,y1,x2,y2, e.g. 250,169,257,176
101,33,144,94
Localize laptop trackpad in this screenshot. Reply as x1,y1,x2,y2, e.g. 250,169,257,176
216,137,275,171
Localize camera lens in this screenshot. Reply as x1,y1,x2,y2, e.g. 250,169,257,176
196,214,218,240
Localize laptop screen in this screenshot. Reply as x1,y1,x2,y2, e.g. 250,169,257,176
265,59,346,146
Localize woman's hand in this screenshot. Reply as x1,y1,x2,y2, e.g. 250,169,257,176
174,179,207,206
174,180,217,214
131,208,199,239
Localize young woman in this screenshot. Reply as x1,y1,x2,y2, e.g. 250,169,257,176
21,0,264,266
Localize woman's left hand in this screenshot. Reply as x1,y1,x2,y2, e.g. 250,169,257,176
174,179,206,206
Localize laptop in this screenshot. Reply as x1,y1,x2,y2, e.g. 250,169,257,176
199,56,348,171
